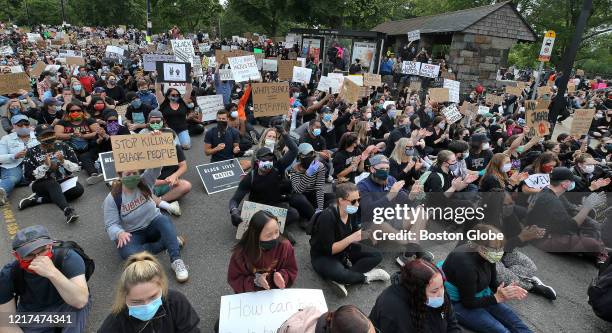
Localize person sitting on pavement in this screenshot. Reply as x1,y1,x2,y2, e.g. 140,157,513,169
0,225,90,333
95,109,130,153
124,91,154,133
98,252,200,332
279,304,378,333
228,210,298,294
0,115,39,205
204,109,240,163
288,143,328,217
19,125,83,223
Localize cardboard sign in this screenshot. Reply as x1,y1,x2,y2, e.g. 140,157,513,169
30,61,47,78
346,75,364,87
505,86,523,96
262,59,277,72
443,79,460,103
111,133,178,172
570,109,596,137
197,95,225,122
66,56,85,66
524,173,550,190
402,61,421,75
459,101,476,116
143,54,176,72
252,82,290,117
340,78,361,104
228,55,261,82
567,81,576,93
296,57,306,67
537,86,551,97
428,88,449,103
485,94,504,106
104,45,125,60
363,73,381,87
236,201,287,239
115,105,128,117
0,46,13,56
407,30,420,42
0,72,31,95
196,159,244,194
278,60,299,81
215,49,248,65
420,64,440,78
442,104,462,124
171,39,196,65
292,66,312,84
98,152,118,181
525,101,550,137
156,61,191,83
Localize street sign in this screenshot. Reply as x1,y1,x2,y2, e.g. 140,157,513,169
538,30,556,62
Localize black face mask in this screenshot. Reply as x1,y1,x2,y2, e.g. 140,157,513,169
217,120,227,130
260,238,279,251
300,155,315,169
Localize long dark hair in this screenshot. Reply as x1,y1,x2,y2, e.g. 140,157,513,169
232,210,280,267
161,87,187,109
400,259,448,332
111,171,152,201
324,305,371,333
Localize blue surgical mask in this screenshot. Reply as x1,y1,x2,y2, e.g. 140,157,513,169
426,296,444,308
312,128,321,136
73,85,82,92
345,204,358,215
187,103,194,108
131,99,142,109
322,113,332,122
9,107,20,115
128,295,162,321
567,181,576,191
389,109,397,118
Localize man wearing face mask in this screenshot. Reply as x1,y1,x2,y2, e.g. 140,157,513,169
466,133,493,175
104,74,125,105
124,91,153,133
0,115,39,205
0,225,91,333
204,109,240,163
570,153,611,199
136,79,158,109
33,97,64,127
36,71,56,98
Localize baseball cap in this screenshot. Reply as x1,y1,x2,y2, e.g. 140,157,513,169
369,154,389,167
35,124,55,137
298,143,314,156
93,87,105,94
255,147,274,159
126,91,137,102
11,114,29,125
550,167,574,182
148,110,163,120
470,133,490,143
12,225,54,257
43,97,63,106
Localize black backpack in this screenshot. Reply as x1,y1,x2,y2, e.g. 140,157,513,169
11,241,95,297
588,256,612,322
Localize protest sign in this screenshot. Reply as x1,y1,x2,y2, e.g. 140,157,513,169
66,56,85,66
236,201,287,239
328,73,345,92
459,101,476,116
570,109,596,137
218,289,328,333
277,60,299,81
567,81,576,93
98,152,118,181
346,75,364,87
156,61,191,83
340,78,361,104
104,45,125,60
505,86,523,96
0,72,31,95
252,82,290,117
317,76,336,93
537,86,551,97
199,43,211,53
292,66,312,85
0,46,13,56
202,56,217,68
30,61,46,77
524,173,550,190
525,100,549,136
111,133,178,172
196,159,244,194
228,55,261,82
59,50,82,58
407,30,420,42
296,57,306,67
402,61,421,75
485,94,504,106
115,105,128,118
143,54,176,71
442,104,462,124
215,49,248,65
26,33,42,42
163,82,187,95
171,39,196,65
478,105,490,115
420,63,440,78
197,95,225,122
219,69,234,81
363,73,382,87
262,59,277,72
45,64,61,72
443,79,460,103
221,45,231,51
0,66,23,73
428,88,449,103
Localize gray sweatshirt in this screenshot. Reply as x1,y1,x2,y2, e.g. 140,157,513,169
103,168,162,241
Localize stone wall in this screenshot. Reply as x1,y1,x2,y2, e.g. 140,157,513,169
448,32,516,94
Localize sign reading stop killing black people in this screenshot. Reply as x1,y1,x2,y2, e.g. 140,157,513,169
155,61,191,83
98,151,118,181
111,133,178,172
196,159,244,194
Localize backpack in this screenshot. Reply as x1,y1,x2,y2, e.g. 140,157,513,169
306,209,324,236
418,171,444,188
11,241,95,297
588,256,612,322
276,306,322,333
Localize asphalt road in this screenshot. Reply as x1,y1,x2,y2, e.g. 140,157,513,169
0,120,611,333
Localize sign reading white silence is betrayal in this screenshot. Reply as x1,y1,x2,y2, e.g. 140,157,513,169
196,159,244,194
218,289,328,333
228,55,261,82
197,95,225,122
236,201,287,239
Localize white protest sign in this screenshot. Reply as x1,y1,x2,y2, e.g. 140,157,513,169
442,104,462,124
163,82,187,95
328,73,345,93
0,66,24,73
105,45,125,59
443,79,460,103
402,61,421,75
27,33,42,42
220,69,234,81
524,173,550,189
236,201,287,239
317,76,337,93
171,39,196,65
197,95,225,122
199,43,211,53
0,46,13,56
478,105,490,115
221,45,230,51
227,55,261,82
219,289,328,333
420,63,440,78
262,59,277,72
346,75,364,87
143,54,176,72
407,30,420,42
230,45,239,51
292,66,312,85
296,57,306,67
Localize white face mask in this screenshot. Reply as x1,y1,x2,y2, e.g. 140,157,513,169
519,106,525,113
482,143,490,150
582,164,595,174
501,163,512,172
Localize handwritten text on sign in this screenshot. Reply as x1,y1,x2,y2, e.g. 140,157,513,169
197,95,225,122
228,55,261,82
570,109,595,137
236,201,287,239
525,101,550,137
111,133,177,172
524,173,550,190
219,289,328,333
252,82,290,117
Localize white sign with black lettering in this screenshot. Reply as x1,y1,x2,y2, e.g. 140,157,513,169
143,54,176,72
292,66,312,84
524,173,550,190
171,39,196,65
402,61,421,75
407,30,420,42
419,63,440,78
220,68,234,81
442,104,462,124
227,55,261,82
236,201,287,239
197,95,225,122
443,79,460,103
262,59,277,72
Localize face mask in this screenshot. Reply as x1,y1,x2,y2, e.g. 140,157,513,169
567,181,576,191
426,296,444,308
17,249,53,274
106,121,120,135
169,96,180,103
149,122,163,131
258,160,274,171
389,109,397,118
49,76,58,83
482,143,490,150
128,295,162,321
322,113,332,122
482,250,504,263
131,99,142,109
541,165,554,173
312,128,321,136
583,164,595,174
260,238,279,251
73,85,82,92
264,139,276,148
217,120,227,130
463,151,469,159
94,103,105,111
9,107,20,115
501,163,512,173
16,127,30,137
438,122,446,129
54,105,62,112
230,111,238,118
122,175,141,189
373,168,389,180
70,112,83,122
300,156,315,169
405,148,415,156
595,113,604,119
345,204,358,215
365,113,372,119
448,162,459,172
139,89,149,94
108,79,117,85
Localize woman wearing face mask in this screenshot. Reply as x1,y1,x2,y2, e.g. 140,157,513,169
389,138,424,190
521,152,560,194
71,80,88,104
98,252,200,332
289,143,327,214
55,103,103,185
228,210,298,293
104,74,126,104
480,153,528,192
96,109,130,152
155,85,193,150
124,91,153,133
442,224,532,333
87,96,110,127
369,259,461,333
571,153,611,195
1,96,35,133
425,116,449,154
34,97,64,126
333,133,366,184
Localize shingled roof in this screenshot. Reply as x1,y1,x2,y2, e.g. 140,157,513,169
372,1,536,41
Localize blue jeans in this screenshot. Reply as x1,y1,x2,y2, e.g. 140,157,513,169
117,214,181,262
0,166,25,195
453,302,532,333
177,129,191,148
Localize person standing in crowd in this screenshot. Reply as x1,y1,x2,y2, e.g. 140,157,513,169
98,252,200,333
204,110,240,162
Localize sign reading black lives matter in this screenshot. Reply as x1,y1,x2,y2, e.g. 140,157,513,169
155,61,191,83
196,159,244,194
98,152,118,181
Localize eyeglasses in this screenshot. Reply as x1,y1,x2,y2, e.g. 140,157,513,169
22,246,50,260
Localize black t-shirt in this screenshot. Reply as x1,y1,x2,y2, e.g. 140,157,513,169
34,109,64,126
300,134,326,152
465,149,493,172
204,126,240,162
479,174,503,192
310,206,355,258
332,149,361,182
526,187,579,236
57,118,96,151
125,104,153,125
160,103,189,133
105,85,126,103
159,145,186,179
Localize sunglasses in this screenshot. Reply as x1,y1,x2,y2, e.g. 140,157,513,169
69,109,82,112
345,197,360,205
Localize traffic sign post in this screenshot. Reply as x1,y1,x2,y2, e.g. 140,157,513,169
531,30,556,100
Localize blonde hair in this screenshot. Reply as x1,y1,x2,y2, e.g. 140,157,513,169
111,252,168,314
354,121,369,146
390,137,412,164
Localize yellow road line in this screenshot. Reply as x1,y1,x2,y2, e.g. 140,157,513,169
2,204,19,239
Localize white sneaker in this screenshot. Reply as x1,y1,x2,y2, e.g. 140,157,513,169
86,173,104,185
166,201,181,216
171,259,189,283
0,188,6,206
329,280,348,297
364,268,391,284
243,149,254,157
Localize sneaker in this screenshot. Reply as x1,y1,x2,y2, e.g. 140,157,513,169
0,188,6,206
86,173,104,185
177,236,186,249
396,244,435,267
171,259,189,283
364,268,391,283
326,175,334,183
18,193,39,210
328,280,348,297
64,207,79,224
530,276,557,300
243,149,254,157
166,201,181,216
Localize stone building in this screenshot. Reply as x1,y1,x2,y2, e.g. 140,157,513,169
371,1,536,93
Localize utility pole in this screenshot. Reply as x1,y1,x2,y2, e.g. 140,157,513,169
60,0,66,26
24,0,30,27
146,0,152,41
531,30,556,100
548,0,593,135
